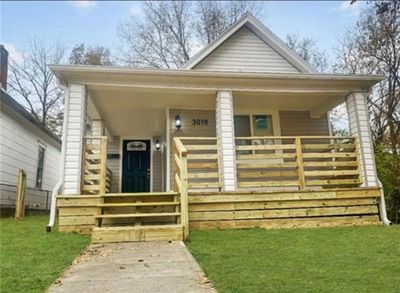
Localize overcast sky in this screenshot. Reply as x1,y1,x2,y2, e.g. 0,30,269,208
1,1,366,64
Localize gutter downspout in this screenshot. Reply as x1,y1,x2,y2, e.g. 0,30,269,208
46,82,69,232
377,179,392,226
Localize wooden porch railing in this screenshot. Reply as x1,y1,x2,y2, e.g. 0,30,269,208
172,137,189,239
173,135,362,193
235,136,362,190
82,136,112,195
180,137,220,190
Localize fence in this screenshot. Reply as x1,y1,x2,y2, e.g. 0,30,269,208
0,183,51,212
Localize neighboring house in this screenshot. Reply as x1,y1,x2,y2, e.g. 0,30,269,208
0,45,61,211
50,14,388,242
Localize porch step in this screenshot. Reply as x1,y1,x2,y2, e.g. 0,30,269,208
101,192,177,197
92,224,183,243
95,212,180,219
99,202,179,208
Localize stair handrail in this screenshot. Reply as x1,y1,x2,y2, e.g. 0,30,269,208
173,138,189,240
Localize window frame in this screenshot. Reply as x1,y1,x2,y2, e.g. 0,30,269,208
35,143,46,189
233,112,280,137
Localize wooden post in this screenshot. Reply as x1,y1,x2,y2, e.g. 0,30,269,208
97,137,107,227
15,170,27,219
180,150,189,240
295,137,306,190
99,137,108,195
353,136,363,186
216,138,222,192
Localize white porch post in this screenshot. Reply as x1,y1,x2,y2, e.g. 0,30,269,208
63,84,87,195
216,90,237,191
346,91,378,187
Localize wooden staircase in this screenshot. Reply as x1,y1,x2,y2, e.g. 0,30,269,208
91,192,184,243
82,136,112,195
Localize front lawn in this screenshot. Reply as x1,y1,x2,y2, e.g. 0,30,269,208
188,226,400,293
0,216,90,293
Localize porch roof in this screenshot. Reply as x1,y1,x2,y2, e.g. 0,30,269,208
51,65,384,121
50,64,383,93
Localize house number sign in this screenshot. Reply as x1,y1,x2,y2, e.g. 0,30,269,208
192,118,208,126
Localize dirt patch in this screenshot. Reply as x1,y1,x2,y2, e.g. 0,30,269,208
73,244,113,265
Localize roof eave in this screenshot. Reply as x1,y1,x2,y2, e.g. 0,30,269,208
0,90,62,146
49,64,384,84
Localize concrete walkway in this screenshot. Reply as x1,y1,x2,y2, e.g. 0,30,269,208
48,241,215,293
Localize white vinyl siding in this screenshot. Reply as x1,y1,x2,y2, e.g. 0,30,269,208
346,92,378,187
216,91,237,191
63,84,86,195
168,109,217,188
194,26,300,73
279,111,330,136
0,103,60,191
91,119,104,136
152,146,163,192
107,136,121,193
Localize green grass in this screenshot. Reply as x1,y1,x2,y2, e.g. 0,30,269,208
187,226,400,293
0,216,90,293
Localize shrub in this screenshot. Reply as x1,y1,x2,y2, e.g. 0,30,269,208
375,144,400,223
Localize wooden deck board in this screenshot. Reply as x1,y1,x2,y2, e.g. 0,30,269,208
57,187,382,238
91,225,183,243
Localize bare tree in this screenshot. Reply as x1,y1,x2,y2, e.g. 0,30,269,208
285,34,329,73
69,43,113,65
8,38,65,134
117,1,264,68
118,1,192,68
196,1,263,46
334,0,400,154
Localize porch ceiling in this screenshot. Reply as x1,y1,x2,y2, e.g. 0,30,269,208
88,84,346,134
87,86,215,136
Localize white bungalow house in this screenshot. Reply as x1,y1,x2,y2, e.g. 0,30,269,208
0,46,61,212
49,14,389,242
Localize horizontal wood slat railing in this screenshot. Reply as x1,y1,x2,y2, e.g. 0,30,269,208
235,136,362,190
174,137,221,190
172,138,189,239
82,136,112,195
172,137,221,239
174,135,362,193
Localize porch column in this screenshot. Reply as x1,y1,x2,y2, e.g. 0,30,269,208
216,90,237,191
63,84,87,195
345,92,378,187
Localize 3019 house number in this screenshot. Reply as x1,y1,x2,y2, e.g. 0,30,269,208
192,118,208,126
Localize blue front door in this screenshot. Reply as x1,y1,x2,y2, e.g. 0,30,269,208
122,140,151,193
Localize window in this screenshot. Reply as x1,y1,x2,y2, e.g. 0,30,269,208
234,114,274,137
234,114,275,153
252,115,274,136
234,115,251,137
35,145,46,189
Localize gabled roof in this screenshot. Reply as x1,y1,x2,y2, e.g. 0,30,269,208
0,89,61,145
181,13,316,73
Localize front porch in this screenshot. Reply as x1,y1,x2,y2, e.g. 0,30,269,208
51,66,384,242
57,135,382,242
